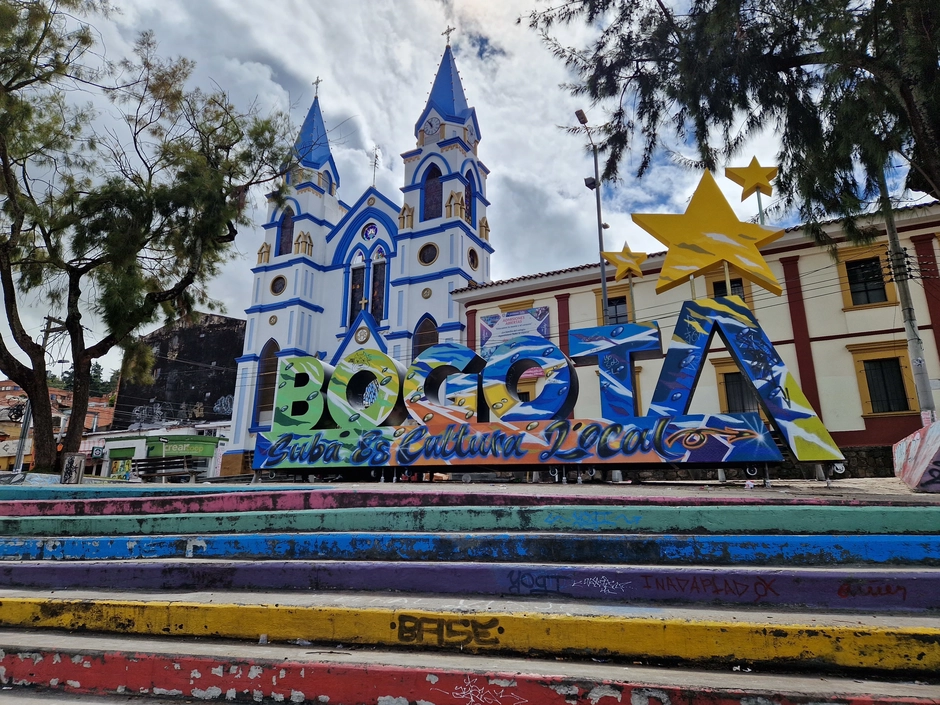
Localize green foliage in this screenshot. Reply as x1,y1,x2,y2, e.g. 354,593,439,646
526,0,940,244
0,1,298,464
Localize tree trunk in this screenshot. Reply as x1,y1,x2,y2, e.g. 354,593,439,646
18,371,57,472
63,356,92,456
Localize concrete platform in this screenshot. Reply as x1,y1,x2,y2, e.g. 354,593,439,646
0,629,937,703
0,588,937,673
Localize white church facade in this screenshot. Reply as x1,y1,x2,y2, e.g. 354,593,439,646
222,46,493,474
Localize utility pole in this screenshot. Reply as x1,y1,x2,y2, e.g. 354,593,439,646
12,316,66,473
877,169,936,424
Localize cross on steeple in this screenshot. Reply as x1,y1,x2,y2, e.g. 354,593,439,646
371,145,379,187
312,76,323,96
442,25,456,45
360,296,369,311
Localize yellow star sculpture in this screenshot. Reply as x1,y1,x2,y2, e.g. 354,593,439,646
602,244,647,281
725,156,778,200
631,171,785,296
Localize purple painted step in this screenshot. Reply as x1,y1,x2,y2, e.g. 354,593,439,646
0,487,931,517
0,560,933,611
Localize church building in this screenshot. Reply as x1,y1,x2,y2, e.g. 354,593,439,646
222,45,493,474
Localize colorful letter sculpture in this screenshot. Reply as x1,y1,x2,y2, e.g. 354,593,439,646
894,423,940,493
254,297,841,471
648,297,842,462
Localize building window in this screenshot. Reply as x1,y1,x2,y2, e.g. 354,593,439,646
254,340,280,427
594,284,634,325
863,358,909,413
846,258,888,306
606,296,630,325
370,250,387,321
270,276,287,296
723,372,761,413
464,171,473,225
713,277,745,299
837,245,897,310
847,340,917,416
277,207,295,257
413,318,439,360
418,243,439,265
422,165,443,221
348,261,366,327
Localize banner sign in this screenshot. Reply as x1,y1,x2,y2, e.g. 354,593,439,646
254,297,842,470
480,307,550,362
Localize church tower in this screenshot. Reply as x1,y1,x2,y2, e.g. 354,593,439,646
397,44,493,361
222,43,493,474
228,95,345,459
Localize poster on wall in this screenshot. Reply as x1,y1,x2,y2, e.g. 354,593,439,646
480,307,551,380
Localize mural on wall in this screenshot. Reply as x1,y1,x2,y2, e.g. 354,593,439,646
253,163,844,471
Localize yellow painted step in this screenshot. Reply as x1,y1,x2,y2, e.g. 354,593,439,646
0,589,938,673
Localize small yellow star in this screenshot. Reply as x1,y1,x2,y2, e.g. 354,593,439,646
602,244,647,281
725,157,778,200
631,171,784,296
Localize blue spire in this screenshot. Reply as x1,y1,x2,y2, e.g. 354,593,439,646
415,45,479,139
295,96,336,174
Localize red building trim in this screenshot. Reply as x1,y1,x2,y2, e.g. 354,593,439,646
466,309,477,352
555,293,571,355
831,414,923,448
911,234,940,359
780,256,821,415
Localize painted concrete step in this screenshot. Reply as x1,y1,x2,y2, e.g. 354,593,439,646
2,530,937,565
0,588,938,674
0,560,934,611
0,484,311,501
2,486,935,517
2,504,939,537
1,630,937,704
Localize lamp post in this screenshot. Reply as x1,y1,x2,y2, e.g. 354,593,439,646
576,109,609,325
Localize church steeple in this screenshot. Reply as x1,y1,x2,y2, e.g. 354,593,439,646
414,45,480,141
295,96,340,188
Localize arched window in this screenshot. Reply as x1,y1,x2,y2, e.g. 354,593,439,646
254,339,280,427
370,248,387,321
422,165,442,221
413,317,439,360
348,251,366,327
277,207,295,256
464,171,473,225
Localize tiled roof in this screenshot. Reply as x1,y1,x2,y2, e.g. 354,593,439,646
453,254,667,295
456,201,940,296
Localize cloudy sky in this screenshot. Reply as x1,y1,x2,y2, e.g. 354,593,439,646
0,0,829,375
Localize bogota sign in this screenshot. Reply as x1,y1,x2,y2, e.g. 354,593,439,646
254,163,843,471
255,296,841,471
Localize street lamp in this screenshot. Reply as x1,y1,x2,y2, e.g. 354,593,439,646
576,109,609,324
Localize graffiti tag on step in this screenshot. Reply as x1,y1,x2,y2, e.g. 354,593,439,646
393,614,503,647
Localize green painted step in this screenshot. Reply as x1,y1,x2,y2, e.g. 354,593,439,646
1,503,939,537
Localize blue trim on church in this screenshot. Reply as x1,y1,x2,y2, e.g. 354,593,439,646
244,299,325,315
390,267,474,287
252,256,326,274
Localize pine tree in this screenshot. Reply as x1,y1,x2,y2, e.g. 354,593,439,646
0,1,296,470
526,0,940,243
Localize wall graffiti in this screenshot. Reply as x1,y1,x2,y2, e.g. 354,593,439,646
432,675,528,705
639,575,779,603
393,615,503,647
507,571,569,597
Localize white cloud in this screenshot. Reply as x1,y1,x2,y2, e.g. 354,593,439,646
2,0,786,376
